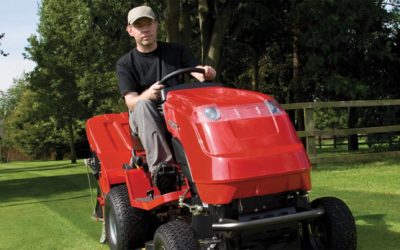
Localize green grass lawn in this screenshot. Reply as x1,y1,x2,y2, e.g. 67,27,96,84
0,158,399,249
0,160,106,250
310,158,400,250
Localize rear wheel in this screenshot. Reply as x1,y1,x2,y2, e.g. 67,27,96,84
301,197,357,250
105,185,153,250
153,221,200,250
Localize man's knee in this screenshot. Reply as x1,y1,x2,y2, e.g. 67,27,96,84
135,99,155,110
134,99,158,116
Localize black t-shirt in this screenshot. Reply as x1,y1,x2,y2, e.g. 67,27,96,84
116,41,199,97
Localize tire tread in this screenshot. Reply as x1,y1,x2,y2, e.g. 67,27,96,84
311,197,357,250
106,185,152,250
154,221,200,250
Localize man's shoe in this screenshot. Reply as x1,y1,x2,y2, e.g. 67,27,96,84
152,163,177,194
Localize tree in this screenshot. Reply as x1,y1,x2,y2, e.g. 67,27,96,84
26,0,142,162
25,0,142,162
26,0,94,163
159,0,238,76
0,77,28,160
0,33,9,56
5,89,68,159
198,0,238,73
75,0,138,115
0,77,27,119
294,0,400,149
0,76,67,159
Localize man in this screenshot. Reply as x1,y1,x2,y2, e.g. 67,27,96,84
116,5,216,194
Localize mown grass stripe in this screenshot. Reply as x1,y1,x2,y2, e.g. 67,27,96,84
0,160,106,250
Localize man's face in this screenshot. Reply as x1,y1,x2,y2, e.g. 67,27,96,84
127,18,158,49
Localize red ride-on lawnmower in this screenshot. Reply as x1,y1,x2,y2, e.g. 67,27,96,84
85,68,356,250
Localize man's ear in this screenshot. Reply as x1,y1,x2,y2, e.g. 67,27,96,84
126,25,134,36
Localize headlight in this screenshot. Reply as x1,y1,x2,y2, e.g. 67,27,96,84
264,100,282,115
193,100,284,123
204,106,220,121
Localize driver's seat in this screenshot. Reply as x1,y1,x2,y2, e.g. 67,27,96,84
131,134,145,151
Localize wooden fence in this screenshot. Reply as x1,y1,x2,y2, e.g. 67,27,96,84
281,99,400,164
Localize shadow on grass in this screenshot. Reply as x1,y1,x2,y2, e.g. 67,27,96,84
310,184,400,250
0,161,103,246
0,173,91,204
0,163,77,174
355,214,400,249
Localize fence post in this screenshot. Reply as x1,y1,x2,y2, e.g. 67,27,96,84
304,107,317,166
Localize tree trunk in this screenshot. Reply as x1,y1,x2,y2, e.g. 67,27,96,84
68,119,77,163
347,107,359,151
292,31,305,130
205,1,235,73
333,135,337,149
164,0,180,42
292,28,307,146
198,0,212,63
179,1,191,47
55,146,63,160
251,47,260,91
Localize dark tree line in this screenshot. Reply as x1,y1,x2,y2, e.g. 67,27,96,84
1,0,399,162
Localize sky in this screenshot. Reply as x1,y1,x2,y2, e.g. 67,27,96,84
0,0,40,91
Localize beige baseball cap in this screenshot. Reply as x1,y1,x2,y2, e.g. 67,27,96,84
127,6,156,25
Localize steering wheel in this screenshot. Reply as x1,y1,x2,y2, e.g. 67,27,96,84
159,67,223,102
159,67,206,102
158,67,205,86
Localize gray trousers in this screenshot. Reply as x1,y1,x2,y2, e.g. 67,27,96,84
129,100,173,174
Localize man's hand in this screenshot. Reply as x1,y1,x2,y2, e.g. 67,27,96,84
192,65,216,82
124,82,165,110
142,81,165,100
203,65,216,81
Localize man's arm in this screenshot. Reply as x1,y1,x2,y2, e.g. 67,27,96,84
191,65,216,82
124,65,216,110
124,82,165,110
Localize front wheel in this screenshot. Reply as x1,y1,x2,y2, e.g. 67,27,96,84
301,197,357,250
105,185,153,250
153,221,200,250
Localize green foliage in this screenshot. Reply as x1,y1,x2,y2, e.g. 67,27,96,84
25,0,91,161
4,89,68,158
222,0,400,104
0,77,28,119
294,0,400,101
223,1,287,90
0,77,30,157
314,108,347,130
72,0,140,115
359,106,400,149
22,0,140,160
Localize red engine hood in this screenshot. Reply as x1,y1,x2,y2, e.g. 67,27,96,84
164,87,301,157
